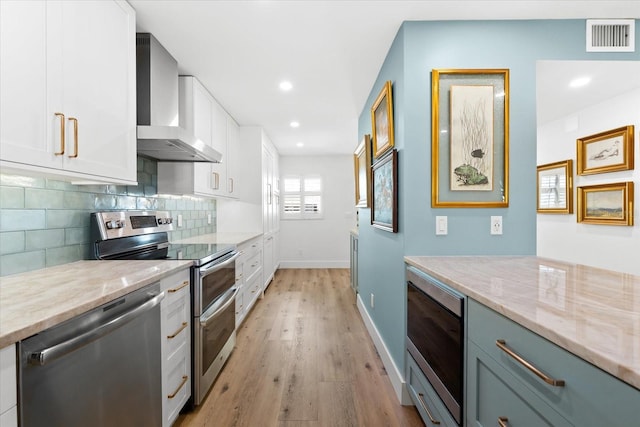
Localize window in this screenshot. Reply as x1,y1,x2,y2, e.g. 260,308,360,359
282,175,322,219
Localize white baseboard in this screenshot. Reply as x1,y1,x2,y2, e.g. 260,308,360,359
356,294,412,405
278,260,350,269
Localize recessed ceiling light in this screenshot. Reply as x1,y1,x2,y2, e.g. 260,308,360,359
279,81,293,91
569,76,591,88
296,142,304,147
290,121,300,128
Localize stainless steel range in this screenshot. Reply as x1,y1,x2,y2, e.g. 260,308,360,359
90,210,239,406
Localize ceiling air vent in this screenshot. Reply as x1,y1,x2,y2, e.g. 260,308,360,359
586,19,635,52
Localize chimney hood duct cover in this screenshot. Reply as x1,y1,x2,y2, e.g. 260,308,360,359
136,33,222,163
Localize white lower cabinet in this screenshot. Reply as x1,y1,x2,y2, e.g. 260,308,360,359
0,344,17,427
235,236,263,326
160,269,191,427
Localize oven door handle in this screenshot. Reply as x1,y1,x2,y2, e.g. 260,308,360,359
200,287,238,327
199,251,240,276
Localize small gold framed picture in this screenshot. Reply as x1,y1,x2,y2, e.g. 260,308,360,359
371,80,394,158
537,160,573,214
577,181,634,226
577,125,634,175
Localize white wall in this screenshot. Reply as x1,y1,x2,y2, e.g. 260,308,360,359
537,88,640,275
279,155,356,268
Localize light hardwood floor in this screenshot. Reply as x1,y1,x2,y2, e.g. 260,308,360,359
175,268,424,427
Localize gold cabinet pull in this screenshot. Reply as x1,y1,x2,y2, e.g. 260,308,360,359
212,172,220,190
168,280,189,293
167,322,188,339
54,112,65,155
68,117,78,158
416,393,440,425
496,339,565,386
167,375,188,399
498,416,509,427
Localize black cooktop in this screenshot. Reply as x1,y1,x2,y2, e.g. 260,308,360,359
165,243,235,267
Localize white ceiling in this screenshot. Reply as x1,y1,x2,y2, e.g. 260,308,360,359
129,1,640,156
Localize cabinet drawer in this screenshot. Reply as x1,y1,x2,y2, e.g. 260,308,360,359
0,344,17,415
406,354,457,427
162,270,190,306
164,297,190,360
468,299,640,427
239,237,263,260
467,341,571,427
164,343,190,425
244,250,262,284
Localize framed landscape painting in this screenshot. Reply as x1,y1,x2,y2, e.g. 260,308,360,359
371,81,394,159
431,69,509,208
577,181,634,226
371,149,398,232
354,134,372,207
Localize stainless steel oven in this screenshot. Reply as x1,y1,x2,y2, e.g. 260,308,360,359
406,266,464,425
191,249,240,405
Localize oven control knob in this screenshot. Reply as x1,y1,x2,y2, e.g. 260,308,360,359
167,218,173,224
106,220,123,229
157,218,163,225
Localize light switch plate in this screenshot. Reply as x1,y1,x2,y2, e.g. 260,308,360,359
436,216,448,235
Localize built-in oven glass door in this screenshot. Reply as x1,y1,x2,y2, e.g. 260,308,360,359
407,272,464,425
196,252,238,315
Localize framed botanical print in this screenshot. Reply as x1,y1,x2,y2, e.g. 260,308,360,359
354,134,372,207
371,149,398,232
431,69,509,208
577,125,634,175
537,160,573,214
371,80,394,158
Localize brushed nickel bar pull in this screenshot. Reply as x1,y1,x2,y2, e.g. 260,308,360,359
54,112,65,155
168,280,189,293
417,393,441,425
167,375,188,399
496,339,565,386
228,177,234,193
68,117,78,158
167,322,188,339
498,416,509,427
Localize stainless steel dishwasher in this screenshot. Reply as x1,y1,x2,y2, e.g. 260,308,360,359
19,283,164,427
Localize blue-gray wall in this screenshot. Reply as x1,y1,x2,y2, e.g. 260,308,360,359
357,19,640,373
0,157,216,277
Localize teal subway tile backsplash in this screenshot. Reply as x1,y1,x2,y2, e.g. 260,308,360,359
0,157,216,277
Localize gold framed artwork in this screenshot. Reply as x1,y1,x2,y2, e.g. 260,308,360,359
536,160,573,214
354,134,372,207
577,181,634,226
431,69,509,208
577,125,634,175
371,149,398,233
371,80,394,158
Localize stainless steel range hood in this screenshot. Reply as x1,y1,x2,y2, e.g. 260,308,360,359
136,33,221,163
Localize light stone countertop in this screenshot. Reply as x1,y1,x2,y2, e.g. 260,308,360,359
405,256,640,390
0,259,193,348
173,231,263,246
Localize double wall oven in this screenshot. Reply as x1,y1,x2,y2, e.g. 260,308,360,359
90,211,238,406
406,266,465,425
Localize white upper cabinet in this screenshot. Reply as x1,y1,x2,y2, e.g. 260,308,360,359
0,0,137,184
158,75,238,199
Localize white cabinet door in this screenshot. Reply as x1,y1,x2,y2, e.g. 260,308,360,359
0,1,59,169
58,0,136,181
0,0,136,184
188,77,216,196
225,115,239,197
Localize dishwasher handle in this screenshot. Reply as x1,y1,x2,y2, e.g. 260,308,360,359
28,291,165,366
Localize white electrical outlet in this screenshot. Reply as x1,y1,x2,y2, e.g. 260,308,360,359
435,216,448,235
177,214,183,228
491,216,503,235
370,293,375,309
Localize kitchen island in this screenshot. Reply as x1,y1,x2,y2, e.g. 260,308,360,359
405,256,639,427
